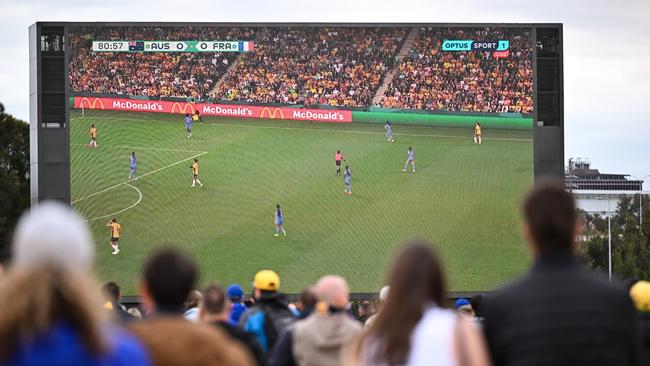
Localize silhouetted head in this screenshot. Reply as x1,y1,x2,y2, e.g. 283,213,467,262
523,180,578,255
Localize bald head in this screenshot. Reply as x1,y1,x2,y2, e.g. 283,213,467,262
314,275,349,309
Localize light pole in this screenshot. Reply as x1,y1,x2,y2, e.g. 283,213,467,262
630,174,649,229
608,215,612,281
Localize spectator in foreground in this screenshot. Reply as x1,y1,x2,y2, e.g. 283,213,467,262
183,290,202,322
272,275,362,366
295,288,318,319
630,280,650,363
349,241,490,365
239,270,296,353
128,307,143,320
102,281,133,324
454,298,476,319
484,181,640,365
364,285,389,329
128,248,252,366
470,294,487,324
200,283,267,366
227,284,247,324
0,202,150,366
357,300,373,324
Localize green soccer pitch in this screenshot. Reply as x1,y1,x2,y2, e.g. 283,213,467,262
70,109,533,295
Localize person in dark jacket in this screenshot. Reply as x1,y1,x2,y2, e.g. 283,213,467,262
484,181,640,366
239,270,296,353
201,283,267,366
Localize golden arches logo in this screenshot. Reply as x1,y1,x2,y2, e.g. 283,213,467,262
171,102,195,115
260,107,285,119
79,97,105,109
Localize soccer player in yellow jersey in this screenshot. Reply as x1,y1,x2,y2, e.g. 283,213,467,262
106,218,122,255
191,158,203,187
88,124,98,148
474,122,482,145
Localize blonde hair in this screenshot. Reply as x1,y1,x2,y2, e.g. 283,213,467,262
0,266,108,360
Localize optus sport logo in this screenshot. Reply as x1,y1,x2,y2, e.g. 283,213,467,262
442,40,509,52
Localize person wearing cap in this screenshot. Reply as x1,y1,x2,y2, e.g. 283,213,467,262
630,280,650,363
454,298,476,319
228,284,248,325
454,298,470,309
0,201,151,366
239,270,296,353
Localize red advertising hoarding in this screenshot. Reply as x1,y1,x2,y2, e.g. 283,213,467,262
73,96,352,123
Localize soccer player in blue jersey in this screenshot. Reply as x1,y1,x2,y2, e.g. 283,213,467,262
402,146,416,173
344,165,352,195
128,152,138,180
385,121,394,143
274,204,287,237
185,113,192,138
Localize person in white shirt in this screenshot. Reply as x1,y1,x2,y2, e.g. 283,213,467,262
347,241,491,366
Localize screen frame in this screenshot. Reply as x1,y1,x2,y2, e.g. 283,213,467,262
30,22,564,298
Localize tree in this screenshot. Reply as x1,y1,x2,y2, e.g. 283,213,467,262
579,194,650,280
0,103,30,259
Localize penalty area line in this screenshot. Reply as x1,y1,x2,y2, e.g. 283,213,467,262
81,183,143,223
72,151,207,204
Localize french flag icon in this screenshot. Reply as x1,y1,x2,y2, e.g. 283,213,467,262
238,41,254,51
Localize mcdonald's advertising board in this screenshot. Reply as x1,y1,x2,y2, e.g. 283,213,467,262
73,96,352,123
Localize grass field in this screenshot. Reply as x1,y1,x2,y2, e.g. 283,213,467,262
70,109,533,295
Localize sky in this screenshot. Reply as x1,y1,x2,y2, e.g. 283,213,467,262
0,0,648,188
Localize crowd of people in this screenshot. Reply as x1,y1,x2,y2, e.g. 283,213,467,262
68,26,535,113
213,27,407,107
68,26,255,99
379,27,534,114
1,181,647,365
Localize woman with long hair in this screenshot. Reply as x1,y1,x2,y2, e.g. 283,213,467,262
348,240,490,366
0,202,150,366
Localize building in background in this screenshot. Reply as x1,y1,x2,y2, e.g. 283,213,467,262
566,158,645,214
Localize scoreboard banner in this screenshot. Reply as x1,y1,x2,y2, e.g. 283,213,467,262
442,40,510,58
91,40,254,52
73,96,352,123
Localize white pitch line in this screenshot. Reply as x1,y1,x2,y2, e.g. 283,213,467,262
82,183,143,222
72,151,207,204
71,143,204,153
70,115,533,142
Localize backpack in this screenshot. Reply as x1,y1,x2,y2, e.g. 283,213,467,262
260,302,296,351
